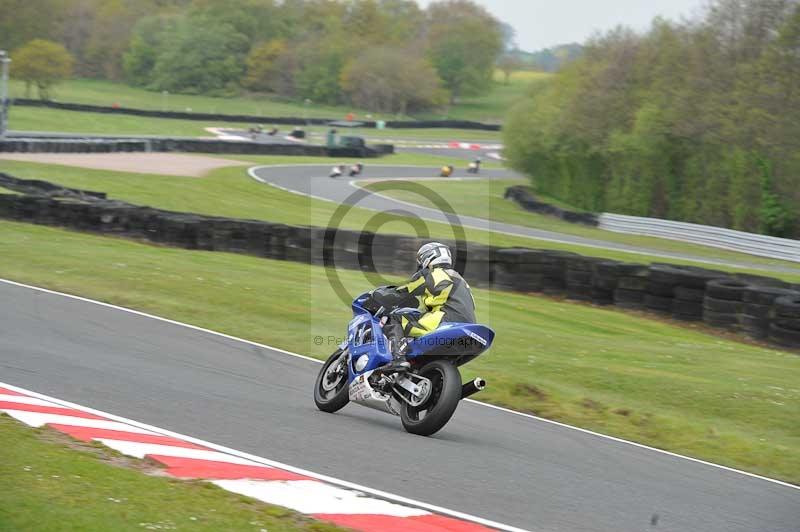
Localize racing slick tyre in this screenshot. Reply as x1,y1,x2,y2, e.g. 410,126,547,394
401,360,462,437
703,309,740,329
741,315,770,339
706,279,749,301
704,296,742,314
743,287,798,306
645,294,673,313
774,295,800,320
674,286,705,302
314,348,350,413
672,300,703,321
768,323,800,348
618,276,648,291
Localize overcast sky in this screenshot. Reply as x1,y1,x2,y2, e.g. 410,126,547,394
415,0,709,51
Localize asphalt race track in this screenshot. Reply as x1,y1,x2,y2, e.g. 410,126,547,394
250,164,800,275
2,280,798,531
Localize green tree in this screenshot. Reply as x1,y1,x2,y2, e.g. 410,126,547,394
341,47,446,114
426,0,503,102
504,0,799,237
0,0,61,51
11,39,74,100
187,0,283,42
81,0,144,79
123,15,179,87
497,52,524,85
242,39,287,92
293,41,347,104
373,0,425,44
150,16,249,95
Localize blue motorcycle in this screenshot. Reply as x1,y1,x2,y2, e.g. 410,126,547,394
314,288,495,436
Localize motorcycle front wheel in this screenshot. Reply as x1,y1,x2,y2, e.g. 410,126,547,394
400,360,461,436
314,348,350,413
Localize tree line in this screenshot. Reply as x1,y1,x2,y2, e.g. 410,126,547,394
507,43,583,73
504,0,800,237
0,0,503,114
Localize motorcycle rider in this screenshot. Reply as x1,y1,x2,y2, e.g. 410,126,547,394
329,164,345,178
349,162,364,177
380,242,476,371
467,157,481,174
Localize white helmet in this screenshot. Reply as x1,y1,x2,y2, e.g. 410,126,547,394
416,242,452,269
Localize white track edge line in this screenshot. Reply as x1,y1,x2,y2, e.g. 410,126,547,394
344,179,774,270
1,277,798,493
0,379,529,532
248,165,784,271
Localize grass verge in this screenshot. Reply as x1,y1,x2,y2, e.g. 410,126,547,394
8,73,549,124
0,414,343,531
8,106,255,138
421,70,551,122
10,78,397,120
8,106,502,142
1,158,797,282
1,221,798,483
361,178,800,273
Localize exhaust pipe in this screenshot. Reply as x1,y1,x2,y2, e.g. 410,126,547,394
461,377,486,399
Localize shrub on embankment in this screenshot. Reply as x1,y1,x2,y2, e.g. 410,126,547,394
2,171,800,350
503,0,800,238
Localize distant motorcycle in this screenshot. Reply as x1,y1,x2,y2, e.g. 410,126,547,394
248,125,264,139
314,287,494,436
467,158,482,174
349,163,364,177
329,165,345,178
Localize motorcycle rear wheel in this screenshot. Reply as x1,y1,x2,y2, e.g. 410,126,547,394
400,360,461,436
314,348,350,413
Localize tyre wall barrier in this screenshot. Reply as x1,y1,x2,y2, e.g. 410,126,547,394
12,99,501,131
0,138,384,158
504,186,598,226
2,172,799,350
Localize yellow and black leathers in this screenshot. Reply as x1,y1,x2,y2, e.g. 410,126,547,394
395,266,476,337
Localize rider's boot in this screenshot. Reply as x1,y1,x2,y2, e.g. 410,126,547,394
382,317,411,372
386,337,410,372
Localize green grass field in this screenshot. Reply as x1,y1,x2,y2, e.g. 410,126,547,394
362,178,800,273
425,70,551,123
8,106,254,137
9,72,549,125
9,78,387,120
1,157,796,282
8,105,503,142
1,220,798,483
0,415,343,532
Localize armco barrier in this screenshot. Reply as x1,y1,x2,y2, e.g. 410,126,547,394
2,172,799,349
12,98,501,131
504,186,800,263
0,137,383,158
599,213,800,263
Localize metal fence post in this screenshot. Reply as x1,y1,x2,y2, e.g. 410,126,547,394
0,50,11,139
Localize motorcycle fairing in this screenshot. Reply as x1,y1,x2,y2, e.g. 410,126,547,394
346,292,494,384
